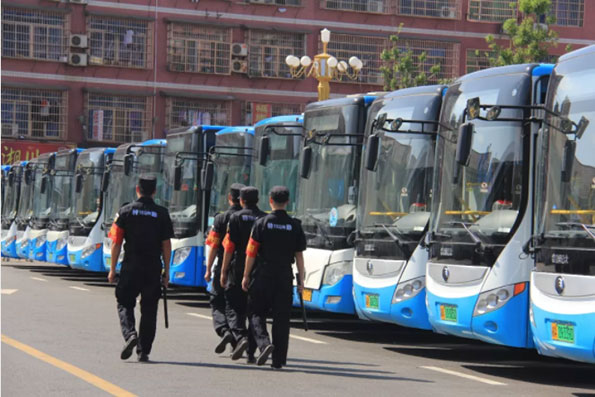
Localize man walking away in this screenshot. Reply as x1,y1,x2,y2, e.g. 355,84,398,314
108,175,174,362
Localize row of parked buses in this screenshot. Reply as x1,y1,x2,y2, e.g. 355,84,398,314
2,46,593,364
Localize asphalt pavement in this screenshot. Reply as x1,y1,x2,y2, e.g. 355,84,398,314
2,259,594,397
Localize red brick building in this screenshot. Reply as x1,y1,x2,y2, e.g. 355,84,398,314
2,0,593,157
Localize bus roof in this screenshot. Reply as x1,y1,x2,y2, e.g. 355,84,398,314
140,139,167,147
254,115,303,126
217,126,254,135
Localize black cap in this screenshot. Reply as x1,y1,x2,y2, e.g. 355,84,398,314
138,175,157,195
270,185,289,203
229,183,245,200
240,186,259,202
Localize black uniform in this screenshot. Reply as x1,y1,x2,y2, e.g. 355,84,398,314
247,189,306,368
206,202,242,338
111,195,174,357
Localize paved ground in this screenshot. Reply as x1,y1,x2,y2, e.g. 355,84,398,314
2,259,594,397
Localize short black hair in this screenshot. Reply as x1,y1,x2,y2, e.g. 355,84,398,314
229,183,245,204
240,186,259,206
270,185,289,204
138,175,157,196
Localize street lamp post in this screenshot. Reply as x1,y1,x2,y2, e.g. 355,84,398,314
285,28,363,101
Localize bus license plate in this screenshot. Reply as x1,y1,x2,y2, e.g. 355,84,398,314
440,304,457,322
69,254,75,263
552,322,575,343
302,289,312,302
365,294,379,309
105,258,111,267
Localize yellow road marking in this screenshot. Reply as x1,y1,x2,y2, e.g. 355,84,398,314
1,334,137,397
1,289,18,295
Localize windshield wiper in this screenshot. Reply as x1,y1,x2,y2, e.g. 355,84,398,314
373,223,412,254
303,213,333,248
556,222,595,242
448,221,488,252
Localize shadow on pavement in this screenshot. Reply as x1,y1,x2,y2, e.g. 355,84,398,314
286,357,379,367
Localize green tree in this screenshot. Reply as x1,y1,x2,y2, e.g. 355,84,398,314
485,0,568,66
380,24,442,91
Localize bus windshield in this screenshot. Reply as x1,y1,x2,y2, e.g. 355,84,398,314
2,167,20,222
32,164,52,223
17,167,34,224
104,148,136,231
72,150,104,229
50,152,76,228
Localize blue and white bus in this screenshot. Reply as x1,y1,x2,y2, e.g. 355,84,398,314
103,139,167,272
168,126,253,287
352,86,446,328
27,152,56,262
15,162,35,259
1,162,25,258
531,46,595,363
294,95,378,314
67,148,115,272
46,149,82,265
250,115,303,211
425,63,553,348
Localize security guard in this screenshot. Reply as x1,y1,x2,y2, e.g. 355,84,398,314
220,186,266,362
242,186,306,369
108,175,174,362
204,183,245,354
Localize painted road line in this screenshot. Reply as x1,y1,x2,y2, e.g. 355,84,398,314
30,277,47,282
187,312,213,320
69,286,90,292
421,366,507,386
1,289,18,295
289,334,328,345
1,334,137,397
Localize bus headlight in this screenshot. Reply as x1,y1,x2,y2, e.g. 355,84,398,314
56,238,67,251
322,261,352,286
173,247,192,265
5,235,17,245
35,235,47,248
81,243,101,259
392,276,425,303
473,283,525,316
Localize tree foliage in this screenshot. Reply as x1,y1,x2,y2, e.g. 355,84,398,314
485,0,568,66
380,24,442,91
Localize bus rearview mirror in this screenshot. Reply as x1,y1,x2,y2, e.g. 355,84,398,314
24,169,32,185
174,164,182,191
561,140,576,183
8,172,15,187
40,175,48,194
456,123,474,166
101,171,110,192
75,174,83,193
124,154,133,176
258,136,270,166
201,162,214,191
365,134,380,171
300,146,312,179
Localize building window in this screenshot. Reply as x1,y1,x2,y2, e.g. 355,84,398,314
550,0,583,27
243,102,304,125
468,0,516,22
1,7,68,62
1,87,67,139
465,49,494,73
87,16,152,69
324,33,387,85
396,38,460,82
245,0,302,5
397,0,461,19
320,0,388,13
86,93,152,143
167,23,231,74
166,97,231,130
247,30,305,79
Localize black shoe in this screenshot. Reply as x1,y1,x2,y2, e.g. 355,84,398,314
270,363,283,370
231,338,248,361
120,336,137,360
137,353,149,362
215,332,234,354
257,344,274,366
246,355,256,364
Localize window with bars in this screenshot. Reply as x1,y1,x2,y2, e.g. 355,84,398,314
397,0,461,19
393,38,460,82
468,0,516,22
245,0,302,5
1,87,67,139
167,23,231,74
1,8,68,61
247,30,305,79
320,0,389,13
87,16,152,69
465,49,494,73
86,94,152,143
242,102,304,125
550,0,583,26
166,97,231,129
324,33,387,85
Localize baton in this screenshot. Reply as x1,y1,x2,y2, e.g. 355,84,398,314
296,272,308,331
162,282,169,329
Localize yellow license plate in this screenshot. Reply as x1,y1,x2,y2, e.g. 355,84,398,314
105,257,111,267
302,288,312,302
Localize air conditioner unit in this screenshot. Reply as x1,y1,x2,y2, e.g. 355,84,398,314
441,6,457,18
69,0,89,4
70,34,88,48
69,53,88,67
366,73,383,85
232,59,248,74
232,43,248,57
367,1,384,13
250,0,274,4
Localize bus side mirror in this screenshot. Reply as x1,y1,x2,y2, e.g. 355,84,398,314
456,123,474,166
365,134,380,171
300,146,312,179
561,140,576,183
24,169,32,185
201,162,214,191
258,136,270,166
124,154,133,176
40,175,48,194
8,172,15,187
101,171,110,192
174,164,182,191
75,174,84,193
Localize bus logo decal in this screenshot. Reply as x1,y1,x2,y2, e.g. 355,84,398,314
442,266,450,282
555,276,565,295
366,260,373,275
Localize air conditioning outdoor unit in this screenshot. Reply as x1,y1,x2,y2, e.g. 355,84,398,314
69,53,88,67
232,59,248,74
250,0,274,4
367,1,384,13
441,6,457,18
232,43,248,57
70,34,88,48
69,0,89,4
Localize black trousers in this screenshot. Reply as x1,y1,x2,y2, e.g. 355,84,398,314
209,266,231,338
116,267,161,356
225,283,256,355
248,273,293,367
